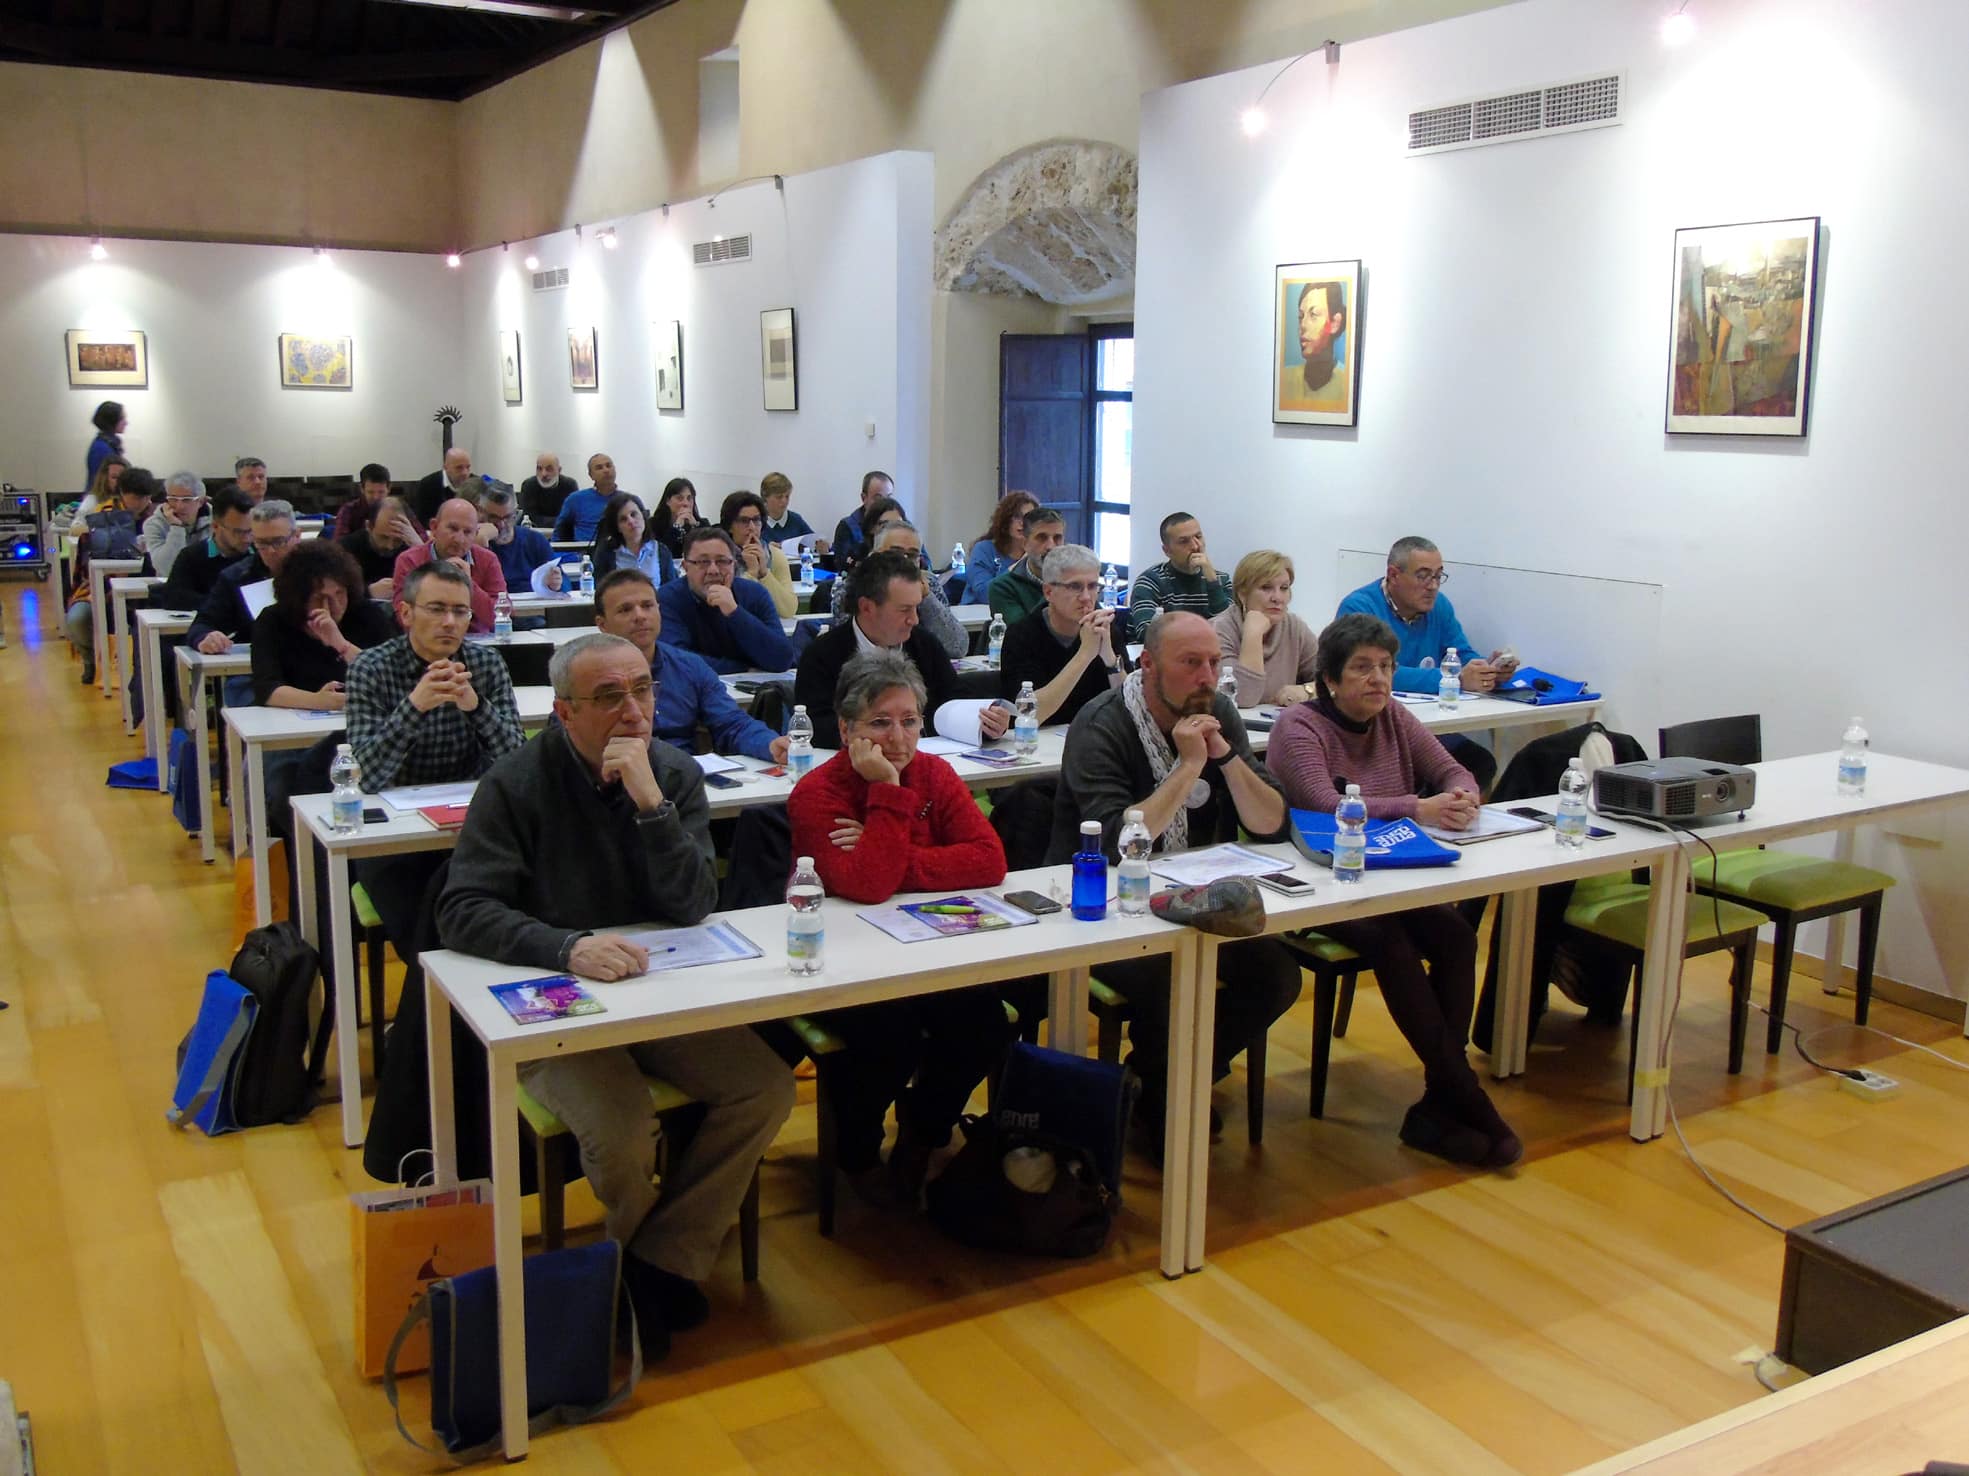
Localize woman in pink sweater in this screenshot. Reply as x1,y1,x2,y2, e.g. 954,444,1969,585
788,650,1016,1206
1267,613,1521,1169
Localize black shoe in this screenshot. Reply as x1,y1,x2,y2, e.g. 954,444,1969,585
1398,1099,1492,1167
646,1265,710,1332
1437,1077,1524,1170
617,1255,674,1363
80,658,96,685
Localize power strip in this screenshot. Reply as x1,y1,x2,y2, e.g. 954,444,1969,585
1839,1069,1901,1102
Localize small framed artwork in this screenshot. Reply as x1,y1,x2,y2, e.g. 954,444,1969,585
654,320,683,411
278,333,352,389
569,327,598,391
498,330,522,405
760,308,797,412
66,329,148,388
1666,216,1821,436
1273,261,1361,426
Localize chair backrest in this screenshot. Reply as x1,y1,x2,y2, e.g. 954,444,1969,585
495,640,555,688
1659,714,1762,766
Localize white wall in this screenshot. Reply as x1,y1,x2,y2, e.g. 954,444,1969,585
1136,0,1969,1002
0,234,462,495
459,151,933,536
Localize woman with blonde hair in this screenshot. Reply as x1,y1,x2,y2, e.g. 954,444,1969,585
1212,549,1320,705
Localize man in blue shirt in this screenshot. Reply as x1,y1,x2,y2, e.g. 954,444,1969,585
597,568,788,763
477,485,563,596
552,451,628,543
658,526,797,674
1336,535,1513,790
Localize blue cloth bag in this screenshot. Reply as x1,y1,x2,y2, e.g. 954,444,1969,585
167,727,201,834
1494,665,1599,705
167,971,257,1136
1290,809,1461,870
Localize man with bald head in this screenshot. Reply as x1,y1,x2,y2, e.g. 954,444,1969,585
392,496,507,634
1049,610,1301,1148
414,446,479,524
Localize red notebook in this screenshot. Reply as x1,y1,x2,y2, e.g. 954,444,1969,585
419,802,472,830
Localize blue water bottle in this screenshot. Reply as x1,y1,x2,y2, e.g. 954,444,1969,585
1071,820,1108,921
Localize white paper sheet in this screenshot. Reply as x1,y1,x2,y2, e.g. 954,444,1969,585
1417,806,1545,845
239,578,276,620
1149,842,1289,886
694,752,742,775
618,921,764,972
929,696,1011,749
379,780,480,811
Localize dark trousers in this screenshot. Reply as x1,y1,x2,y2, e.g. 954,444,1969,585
1101,937,1303,1106
1315,904,1479,1092
811,985,1017,1173
354,852,451,961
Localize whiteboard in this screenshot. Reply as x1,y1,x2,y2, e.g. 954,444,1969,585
1335,550,1665,747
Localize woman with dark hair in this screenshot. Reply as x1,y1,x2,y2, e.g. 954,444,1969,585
961,489,1038,604
250,538,394,710
719,489,797,616
1265,613,1518,1169
589,491,676,584
86,401,125,488
650,477,700,559
788,650,1016,1205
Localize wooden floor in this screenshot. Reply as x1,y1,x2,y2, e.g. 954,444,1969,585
4,580,1967,1476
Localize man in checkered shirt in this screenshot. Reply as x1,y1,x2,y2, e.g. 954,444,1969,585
345,561,524,946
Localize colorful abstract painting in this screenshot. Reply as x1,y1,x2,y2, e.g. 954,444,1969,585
65,329,147,387
1666,218,1820,436
1273,261,1361,426
278,333,352,389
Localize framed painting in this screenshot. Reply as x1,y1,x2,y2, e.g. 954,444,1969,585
66,329,148,388
654,319,683,411
278,333,352,389
1273,261,1361,426
569,327,598,391
498,330,522,405
760,308,797,412
1666,216,1820,436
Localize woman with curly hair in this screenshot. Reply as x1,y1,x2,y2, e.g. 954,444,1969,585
960,489,1038,604
249,538,395,710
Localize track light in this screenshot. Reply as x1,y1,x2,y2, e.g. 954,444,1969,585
524,253,540,271
1239,38,1340,138
90,237,108,261
446,252,462,268
1240,107,1268,138
1661,3,1695,44
314,246,332,271
599,227,618,250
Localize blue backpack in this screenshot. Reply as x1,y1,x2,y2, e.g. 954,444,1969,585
168,972,257,1135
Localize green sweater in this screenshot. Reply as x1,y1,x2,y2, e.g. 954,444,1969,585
986,558,1046,625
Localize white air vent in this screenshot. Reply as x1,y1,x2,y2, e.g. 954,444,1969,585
530,266,569,292
692,234,752,267
1408,70,1623,157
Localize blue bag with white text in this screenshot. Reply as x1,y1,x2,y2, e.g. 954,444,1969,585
1494,666,1599,706
1290,809,1460,870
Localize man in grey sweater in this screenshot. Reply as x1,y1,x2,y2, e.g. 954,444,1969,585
438,631,794,1362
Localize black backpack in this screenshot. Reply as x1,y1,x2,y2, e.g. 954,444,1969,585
227,922,332,1126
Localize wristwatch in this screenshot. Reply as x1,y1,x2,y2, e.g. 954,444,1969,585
637,799,678,824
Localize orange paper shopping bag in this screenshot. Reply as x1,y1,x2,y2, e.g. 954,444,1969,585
351,1179,495,1377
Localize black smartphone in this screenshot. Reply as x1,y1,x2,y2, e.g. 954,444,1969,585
1508,805,1617,841
702,772,743,789
362,807,388,824
1253,870,1316,896
1002,889,1063,916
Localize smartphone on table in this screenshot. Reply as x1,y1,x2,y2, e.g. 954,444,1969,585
1506,805,1618,841
1002,890,1063,916
1253,870,1316,896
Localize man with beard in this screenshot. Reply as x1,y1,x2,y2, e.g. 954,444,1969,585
1047,611,1301,1146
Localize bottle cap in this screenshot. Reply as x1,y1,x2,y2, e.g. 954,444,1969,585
1080,820,1101,836
795,855,814,868
1345,783,1361,795
1568,756,1582,768
793,704,807,713
1124,808,1143,822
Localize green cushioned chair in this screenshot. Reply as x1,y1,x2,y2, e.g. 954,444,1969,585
1560,874,1767,1088
1662,715,1895,1053
349,882,390,1074
515,1077,760,1281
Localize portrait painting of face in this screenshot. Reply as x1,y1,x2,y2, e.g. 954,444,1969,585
1273,260,1362,426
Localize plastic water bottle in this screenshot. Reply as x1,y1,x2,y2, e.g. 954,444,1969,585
987,613,1006,668
799,547,814,585
786,704,815,779
579,555,595,598
786,856,824,975
1101,565,1118,607
1438,647,1462,709
1014,681,1039,756
1555,757,1590,848
950,542,967,576
1116,808,1152,916
329,743,362,835
1071,820,1108,921
491,590,513,640
1838,716,1868,796
1221,666,1239,712
1333,783,1367,885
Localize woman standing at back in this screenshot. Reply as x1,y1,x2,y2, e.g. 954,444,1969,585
85,401,125,488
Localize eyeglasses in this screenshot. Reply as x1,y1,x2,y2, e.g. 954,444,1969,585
731,514,763,527
1050,580,1102,596
1405,568,1449,587
165,493,202,505
252,533,298,552
851,714,922,735
570,679,658,713
414,602,474,621
686,557,736,571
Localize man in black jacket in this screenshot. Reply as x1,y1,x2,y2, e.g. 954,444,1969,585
793,550,1011,748
412,446,478,525
437,631,793,1361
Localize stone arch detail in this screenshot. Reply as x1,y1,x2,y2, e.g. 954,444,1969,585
934,140,1138,305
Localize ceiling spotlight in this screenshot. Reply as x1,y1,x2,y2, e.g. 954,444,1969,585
1240,106,1268,138
89,237,108,261
1661,4,1695,44
314,246,332,270
600,228,618,250
524,253,540,271
446,252,462,268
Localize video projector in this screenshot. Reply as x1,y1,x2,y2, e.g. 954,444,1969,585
1591,757,1756,822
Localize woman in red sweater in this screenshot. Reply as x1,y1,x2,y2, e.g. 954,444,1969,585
1267,613,1521,1170
788,650,1016,1206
